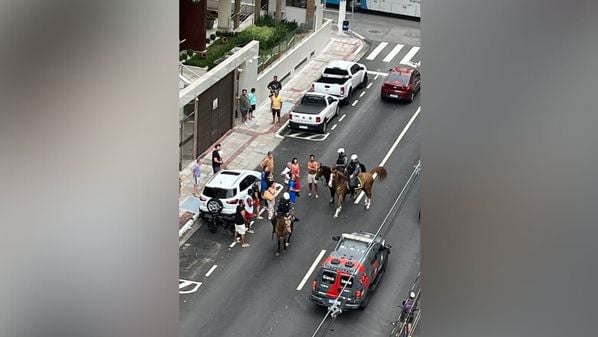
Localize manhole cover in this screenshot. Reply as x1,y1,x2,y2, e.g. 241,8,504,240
368,29,380,33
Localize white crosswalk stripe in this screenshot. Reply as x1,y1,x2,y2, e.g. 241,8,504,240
383,44,404,63
399,46,421,65
366,42,389,60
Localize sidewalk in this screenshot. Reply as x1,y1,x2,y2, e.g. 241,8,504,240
179,31,369,244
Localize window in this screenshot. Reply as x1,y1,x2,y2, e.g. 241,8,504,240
327,96,336,104
323,67,350,77
203,187,236,199
302,95,326,105
321,271,336,284
286,0,307,8
350,64,360,74
387,72,411,85
340,275,354,288
239,176,256,191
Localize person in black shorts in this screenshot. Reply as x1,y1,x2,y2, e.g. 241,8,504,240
212,143,223,174
267,75,282,97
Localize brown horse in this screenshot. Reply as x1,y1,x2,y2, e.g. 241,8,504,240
274,214,294,256
329,166,388,218
315,165,336,205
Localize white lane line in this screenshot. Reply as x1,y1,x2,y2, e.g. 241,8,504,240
351,100,358,106
366,42,389,60
359,91,365,98
205,265,218,277
383,43,404,63
369,70,388,77
331,124,338,130
400,46,421,65
179,279,202,294
297,249,327,291
355,106,421,204
339,114,346,122
366,83,373,89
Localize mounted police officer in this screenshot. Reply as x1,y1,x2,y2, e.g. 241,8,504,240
335,148,348,171
272,192,299,233
345,154,362,197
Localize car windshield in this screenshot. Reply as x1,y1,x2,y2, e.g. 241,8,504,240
337,239,369,256
203,186,236,199
301,95,326,105
387,72,410,84
323,67,350,77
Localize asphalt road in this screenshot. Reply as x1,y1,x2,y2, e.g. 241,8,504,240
179,61,422,336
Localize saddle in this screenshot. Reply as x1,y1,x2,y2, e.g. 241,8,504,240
346,177,363,191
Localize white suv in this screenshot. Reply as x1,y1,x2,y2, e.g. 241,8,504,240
198,169,261,216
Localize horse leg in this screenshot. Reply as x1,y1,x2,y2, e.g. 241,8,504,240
365,188,372,210
276,237,281,256
329,187,335,205
334,193,343,218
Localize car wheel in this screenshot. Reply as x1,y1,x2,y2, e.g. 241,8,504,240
408,91,415,102
358,291,370,310
335,105,340,117
207,198,224,215
361,73,368,88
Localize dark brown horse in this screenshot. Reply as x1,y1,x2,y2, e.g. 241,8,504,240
329,166,388,217
315,165,336,205
274,214,294,256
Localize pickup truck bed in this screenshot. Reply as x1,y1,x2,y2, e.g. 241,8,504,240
294,103,325,115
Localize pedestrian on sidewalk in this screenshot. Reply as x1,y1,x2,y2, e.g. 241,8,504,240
212,144,223,174
270,90,282,124
240,89,251,125
234,200,250,248
244,196,254,233
263,183,277,220
248,87,257,120
291,158,301,196
267,75,282,97
260,151,274,174
307,154,320,198
280,162,292,188
191,157,202,196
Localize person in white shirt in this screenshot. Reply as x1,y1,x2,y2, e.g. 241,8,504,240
280,162,292,187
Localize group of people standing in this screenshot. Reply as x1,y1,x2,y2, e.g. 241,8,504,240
238,75,284,127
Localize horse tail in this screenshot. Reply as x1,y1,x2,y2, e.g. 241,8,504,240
369,166,388,180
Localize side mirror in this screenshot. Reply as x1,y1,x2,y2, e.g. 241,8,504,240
332,235,341,241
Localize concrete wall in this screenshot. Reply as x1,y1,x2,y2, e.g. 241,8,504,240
179,41,260,108
254,19,331,109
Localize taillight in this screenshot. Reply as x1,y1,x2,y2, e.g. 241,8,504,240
226,199,239,204
199,196,207,201
316,117,321,123
311,280,317,290
355,290,362,299
340,87,345,95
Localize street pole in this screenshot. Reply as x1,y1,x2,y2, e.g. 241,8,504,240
338,0,346,34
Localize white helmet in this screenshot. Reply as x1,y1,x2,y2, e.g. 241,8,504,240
409,291,416,299
337,148,345,154
350,154,358,161
283,192,290,200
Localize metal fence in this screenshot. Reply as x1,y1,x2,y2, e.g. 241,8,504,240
257,29,309,73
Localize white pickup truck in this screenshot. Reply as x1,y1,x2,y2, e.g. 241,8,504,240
311,61,368,104
288,92,340,133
